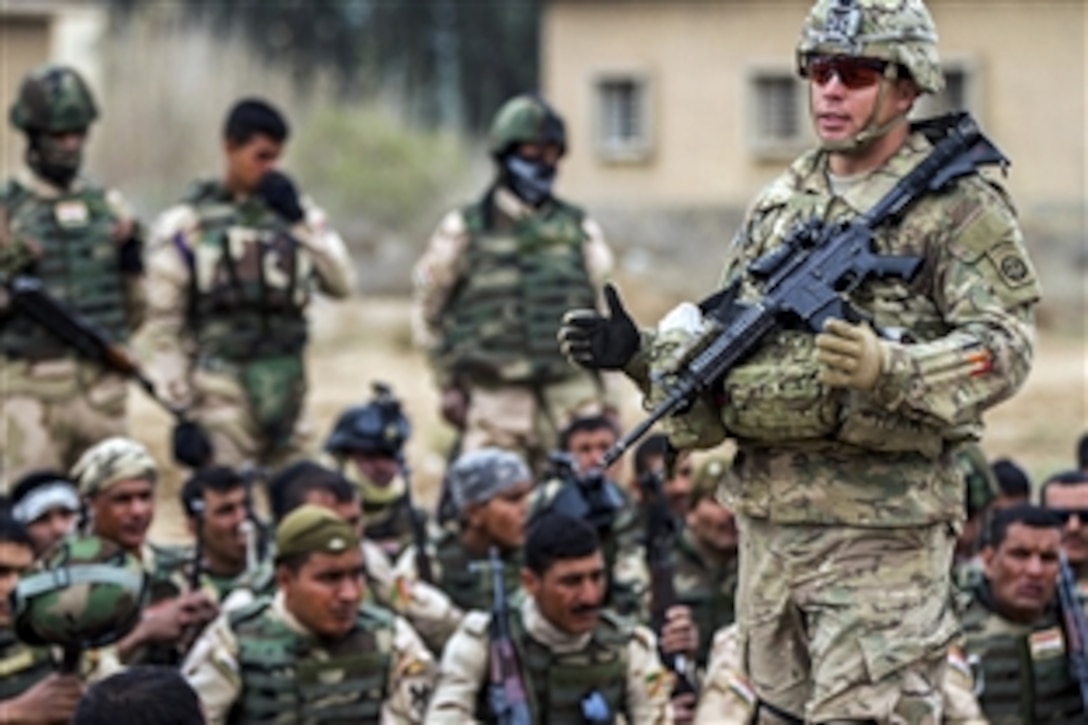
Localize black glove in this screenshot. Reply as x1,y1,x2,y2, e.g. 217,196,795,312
172,420,214,468
557,283,640,370
255,170,305,224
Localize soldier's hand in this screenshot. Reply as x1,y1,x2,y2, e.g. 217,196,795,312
558,283,640,370
670,691,697,725
815,318,887,391
4,672,83,723
659,605,699,659
256,170,306,224
439,386,468,429
138,591,219,644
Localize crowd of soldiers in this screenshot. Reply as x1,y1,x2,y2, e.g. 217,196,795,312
0,0,1083,722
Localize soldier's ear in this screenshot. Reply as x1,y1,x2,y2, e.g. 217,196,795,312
520,567,539,598
981,545,996,578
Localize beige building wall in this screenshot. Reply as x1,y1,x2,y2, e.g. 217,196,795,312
542,0,1086,227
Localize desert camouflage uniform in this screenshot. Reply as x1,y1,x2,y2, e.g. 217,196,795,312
412,186,615,469
183,590,435,724
426,595,672,724
140,182,354,467
0,170,144,484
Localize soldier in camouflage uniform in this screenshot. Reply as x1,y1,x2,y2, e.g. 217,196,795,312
412,94,615,472
0,64,145,484
10,469,80,555
672,457,738,669
323,384,428,561
954,443,999,592
71,437,218,665
140,98,355,468
179,465,257,601
1040,469,1088,607
0,511,84,720
183,504,436,724
945,505,1086,723
428,511,673,724
560,0,1039,720
396,448,531,616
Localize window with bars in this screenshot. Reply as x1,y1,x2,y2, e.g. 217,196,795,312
596,75,651,161
750,71,806,155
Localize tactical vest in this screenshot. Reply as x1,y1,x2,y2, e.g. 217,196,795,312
183,181,311,362
672,532,738,667
0,629,53,701
433,530,521,613
228,598,394,724
362,494,418,558
438,194,596,384
476,608,630,723
963,599,1085,723
0,179,129,360
135,542,199,666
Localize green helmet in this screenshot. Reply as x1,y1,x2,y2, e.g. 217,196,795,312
8,63,99,134
487,94,566,158
797,0,944,94
12,535,148,649
955,444,998,518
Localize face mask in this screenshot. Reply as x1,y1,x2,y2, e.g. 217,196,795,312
27,133,85,188
502,155,557,207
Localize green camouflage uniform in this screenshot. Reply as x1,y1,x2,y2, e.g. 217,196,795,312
671,527,738,668
0,629,53,701
0,65,144,483
397,529,522,615
141,179,354,468
960,582,1085,723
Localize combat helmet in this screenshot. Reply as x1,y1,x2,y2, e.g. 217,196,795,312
324,382,410,458
797,0,944,94
9,63,99,133
487,94,567,159
12,535,148,650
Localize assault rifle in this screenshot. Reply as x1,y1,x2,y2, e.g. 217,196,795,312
1057,552,1088,710
546,452,625,533
600,113,1007,468
638,465,699,697
370,381,434,584
483,546,532,725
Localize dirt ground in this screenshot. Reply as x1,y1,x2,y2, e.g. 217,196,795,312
138,290,1087,543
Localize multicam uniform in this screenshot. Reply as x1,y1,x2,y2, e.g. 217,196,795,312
183,591,435,724
427,596,672,724
0,171,144,483
413,184,614,469
141,180,354,467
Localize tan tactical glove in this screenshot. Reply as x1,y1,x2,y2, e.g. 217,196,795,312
814,318,888,391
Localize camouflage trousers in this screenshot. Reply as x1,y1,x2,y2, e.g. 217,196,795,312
0,358,126,488
736,514,960,724
461,373,607,473
187,365,313,469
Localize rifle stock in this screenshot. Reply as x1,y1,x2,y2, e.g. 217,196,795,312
601,113,1006,467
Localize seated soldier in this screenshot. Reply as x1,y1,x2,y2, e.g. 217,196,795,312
323,383,427,560
180,466,259,601
1040,468,1088,604
397,448,532,613
673,457,739,670
0,512,83,722
10,470,80,555
427,511,672,723
71,437,218,665
948,504,1086,723
183,505,436,724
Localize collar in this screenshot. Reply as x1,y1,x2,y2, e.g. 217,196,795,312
271,590,313,636
519,595,592,654
494,185,539,220
15,167,85,198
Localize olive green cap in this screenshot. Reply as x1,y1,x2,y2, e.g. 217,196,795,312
692,456,731,504
274,504,358,562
